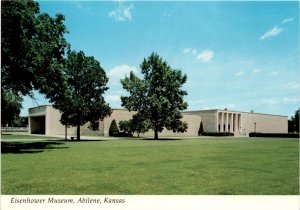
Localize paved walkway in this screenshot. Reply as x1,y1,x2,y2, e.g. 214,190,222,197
31,134,117,140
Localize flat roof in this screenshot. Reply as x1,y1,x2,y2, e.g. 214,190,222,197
28,106,288,117
184,109,288,117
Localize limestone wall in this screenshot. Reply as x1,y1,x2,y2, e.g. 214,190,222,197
45,106,77,135
241,112,288,134
197,110,218,132
141,113,201,137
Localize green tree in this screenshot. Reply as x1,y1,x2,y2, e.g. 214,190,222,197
88,120,99,131
121,53,188,140
131,113,150,137
1,0,69,108
119,114,150,137
52,51,111,140
1,92,23,127
109,119,119,136
13,116,28,127
289,109,299,133
119,120,132,135
198,121,204,136
295,109,299,133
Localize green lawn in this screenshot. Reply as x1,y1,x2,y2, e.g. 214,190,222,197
1,135,298,195
1,134,59,140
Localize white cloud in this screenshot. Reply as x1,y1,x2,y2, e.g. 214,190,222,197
260,25,283,40
282,17,294,24
252,69,261,74
109,4,133,22
202,104,236,110
107,65,137,78
283,97,300,104
105,95,121,102
107,65,138,86
235,71,244,77
183,48,191,54
285,82,299,89
191,49,198,55
183,48,198,55
270,71,279,76
197,49,215,62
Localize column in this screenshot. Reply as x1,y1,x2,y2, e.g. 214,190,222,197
230,113,233,132
216,112,219,132
238,114,241,133
220,112,224,132
234,113,238,132
225,112,228,132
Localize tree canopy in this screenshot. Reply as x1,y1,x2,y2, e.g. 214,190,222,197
121,52,188,139
1,0,69,96
52,51,111,140
1,0,69,122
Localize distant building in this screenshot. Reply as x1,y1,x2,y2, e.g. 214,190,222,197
28,105,288,137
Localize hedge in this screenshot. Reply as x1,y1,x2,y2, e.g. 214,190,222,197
249,132,299,138
202,132,234,136
112,132,133,137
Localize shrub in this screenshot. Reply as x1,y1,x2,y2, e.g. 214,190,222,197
113,132,133,137
109,119,119,136
198,122,204,136
202,132,234,136
249,132,299,138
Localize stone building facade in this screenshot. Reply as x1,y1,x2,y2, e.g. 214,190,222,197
28,105,287,137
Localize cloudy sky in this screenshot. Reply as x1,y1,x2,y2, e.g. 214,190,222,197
21,1,299,117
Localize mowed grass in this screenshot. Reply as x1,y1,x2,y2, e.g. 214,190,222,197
1,136,298,195
1,134,58,140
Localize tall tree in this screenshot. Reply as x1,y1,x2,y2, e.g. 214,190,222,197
121,53,188,139
1,0,69,114
52,51,111,140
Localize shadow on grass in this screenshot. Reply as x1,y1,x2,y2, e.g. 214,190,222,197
61,139,108,142
1,141,68,154
142,138,183,141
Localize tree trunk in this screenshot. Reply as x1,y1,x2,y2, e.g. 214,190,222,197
65,125,67,140
77,124,80,141
76,113,81,141
154,129,158,140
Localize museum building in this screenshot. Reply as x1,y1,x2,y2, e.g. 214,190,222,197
28,105,288,137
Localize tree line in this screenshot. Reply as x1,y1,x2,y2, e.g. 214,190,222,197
1,0,188,140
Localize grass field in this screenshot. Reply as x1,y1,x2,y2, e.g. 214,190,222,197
1,134,59,140
1,135,298,195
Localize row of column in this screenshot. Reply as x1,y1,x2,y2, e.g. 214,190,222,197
218,112,241,133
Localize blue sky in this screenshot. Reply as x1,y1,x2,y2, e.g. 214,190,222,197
21,1,299,117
